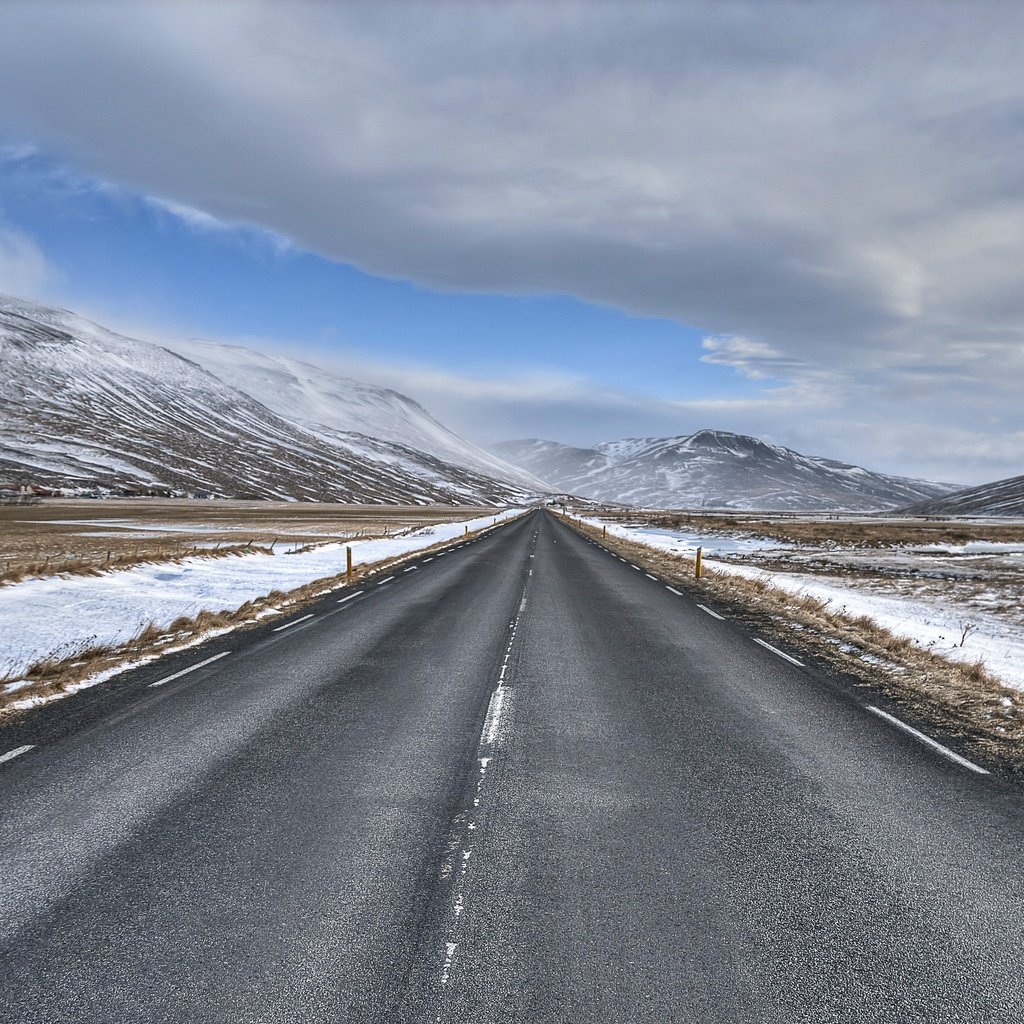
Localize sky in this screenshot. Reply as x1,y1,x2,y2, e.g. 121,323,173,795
1,1,1023,486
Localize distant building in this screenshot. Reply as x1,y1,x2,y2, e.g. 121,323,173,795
0,483,43,505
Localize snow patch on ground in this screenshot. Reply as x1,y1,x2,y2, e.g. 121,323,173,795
1,510,522,682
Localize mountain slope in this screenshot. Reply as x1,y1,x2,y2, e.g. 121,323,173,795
0,296,540,504
493,430,959,511
898,474,1024,517
167,338,549,491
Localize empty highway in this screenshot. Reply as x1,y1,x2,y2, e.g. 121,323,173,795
2,509,1023,1022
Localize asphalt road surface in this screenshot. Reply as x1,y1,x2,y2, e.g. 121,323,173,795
2,509,1024,1022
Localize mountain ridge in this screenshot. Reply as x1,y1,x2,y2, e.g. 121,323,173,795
493,431,959,512
0,295,544,505
165,337,548,491
898,473,1024,517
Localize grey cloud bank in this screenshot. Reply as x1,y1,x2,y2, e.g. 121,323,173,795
1,1,1023,483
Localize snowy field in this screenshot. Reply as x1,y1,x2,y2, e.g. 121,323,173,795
582,515,1024,691
1,509,522,683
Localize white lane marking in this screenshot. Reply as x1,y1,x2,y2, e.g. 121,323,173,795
644,573,658,580
435,583,527,989
631,564,642,571
867,705,990,775
148,650,231,688
423,557,434,562
0,744,35,765
481,686,507,745
666,586,684,596
376,576,395,585
272,614,314,632
337,591,364,604
436,552,447,557
403,566,418,572
440,941,458,986
697,603,725,620
753,638,804,667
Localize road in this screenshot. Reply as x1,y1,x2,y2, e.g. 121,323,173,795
2,509,1024,1022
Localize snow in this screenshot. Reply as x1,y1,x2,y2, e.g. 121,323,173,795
497,430,957,511
1,295,545,505
0,509,523,682
581,515,1024,691
719,563,1024,691
594,522,785,557
167,337,550,491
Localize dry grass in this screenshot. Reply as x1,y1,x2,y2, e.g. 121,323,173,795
0,542,276,586
595,508,1024,549
0,498,496,585
565,516,1024,773
0,516,512,722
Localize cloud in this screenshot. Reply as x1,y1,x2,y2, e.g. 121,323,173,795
0,223,52,298
1,1,1023,482
146,197,226,234
699,336,810,381
145,196,295,257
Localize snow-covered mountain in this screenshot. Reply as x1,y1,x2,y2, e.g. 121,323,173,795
899,473,1024,517
493,430,959,511
0,296,544,504
167,338,547,491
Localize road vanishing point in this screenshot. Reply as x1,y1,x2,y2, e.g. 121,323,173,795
2,510,1023,1022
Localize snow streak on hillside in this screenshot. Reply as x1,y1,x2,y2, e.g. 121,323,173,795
168,338,548,491
0,296,544,505
900,474,1024,518
495,430,959,512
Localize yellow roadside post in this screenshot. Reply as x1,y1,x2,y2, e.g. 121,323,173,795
465,525,469,537
346,546,353,579
695,546,703,579
602,525,607,538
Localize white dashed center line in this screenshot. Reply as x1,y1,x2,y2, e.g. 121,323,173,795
377,576,395,585
432,546,535,1002
697,603,725,619
337,591,363,604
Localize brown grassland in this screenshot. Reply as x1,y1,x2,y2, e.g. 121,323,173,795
595,508,1024,549
0,498,494,585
